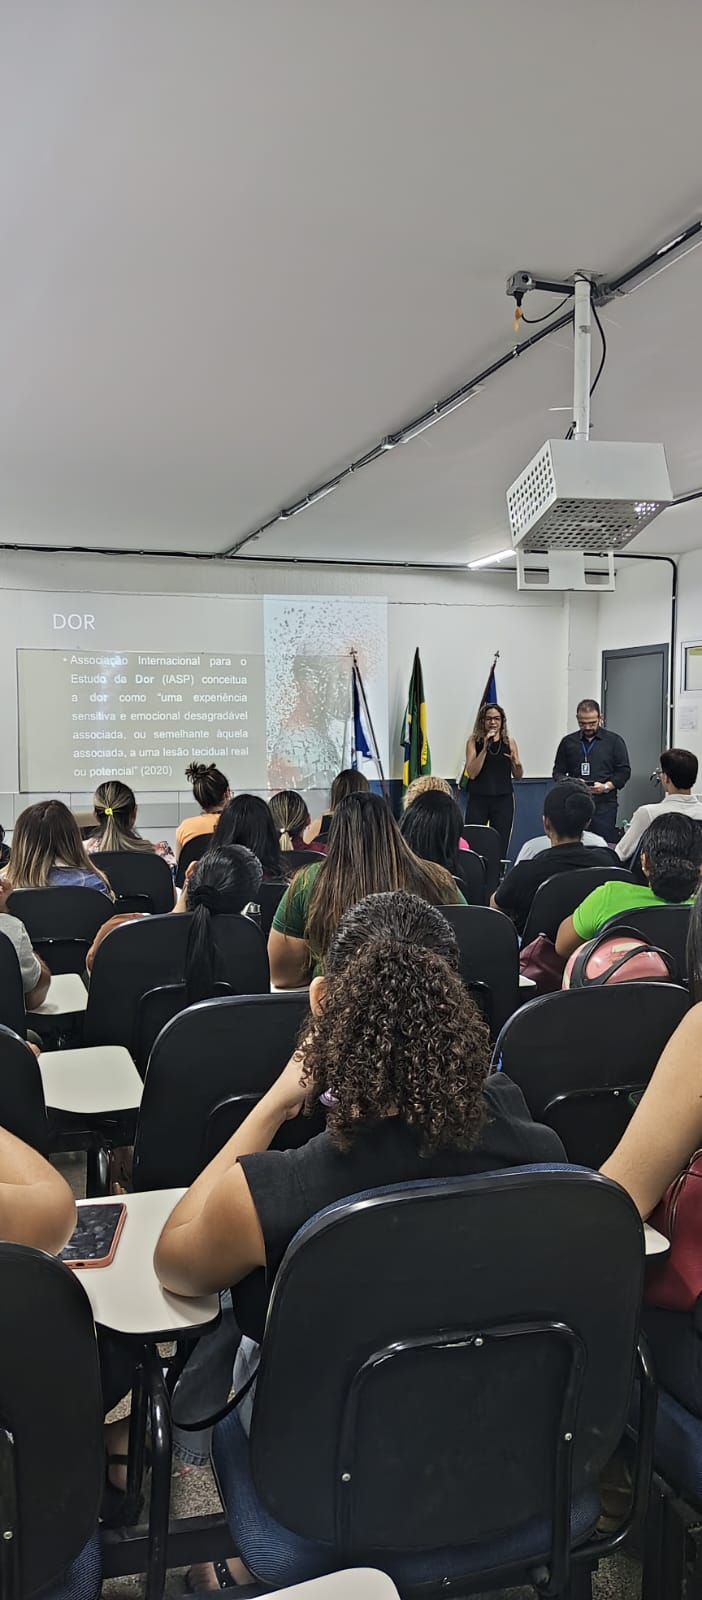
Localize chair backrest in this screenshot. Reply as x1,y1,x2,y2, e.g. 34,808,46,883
520,866,634,946
438,904,519,1036
133,992,315,1189
600,905,692,982
84,911,270,1068
461,825,504,894
0,931,28,1039
247,1169,643,1552
0,1026,49,1153
286,849,323,871
0,1244,103,1598
91,851,174,914
175,832,212,888
258,880,289,937
493,982,690,1166
6,888,114,974
454,850,487,906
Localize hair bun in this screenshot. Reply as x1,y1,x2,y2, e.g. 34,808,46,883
185,762,208,782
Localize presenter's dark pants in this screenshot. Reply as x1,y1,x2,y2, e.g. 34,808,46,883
590,798,618,843
465,793,514,856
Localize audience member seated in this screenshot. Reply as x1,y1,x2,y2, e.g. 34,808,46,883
268,790,312,852
616,747,702,864
2,800,112,895
602,888,702,1416
556,811,702,960
213,794,288,881
303,767,370,850
0,823,9,869
492,779,618,936
0,878,51,1009
269,790,465,989
176,762,231,857
84,780,177,878
402,775,471,850
0,1122,76,1252
155,891,564,1589
399,789,467,881
85,844,262,976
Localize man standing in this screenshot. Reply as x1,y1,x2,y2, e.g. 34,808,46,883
616,747,702,863
553,699,630,841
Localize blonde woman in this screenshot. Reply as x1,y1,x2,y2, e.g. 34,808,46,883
4,801,112,896
85,781,176,877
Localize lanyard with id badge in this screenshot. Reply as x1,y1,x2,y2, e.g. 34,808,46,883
581,737,596,780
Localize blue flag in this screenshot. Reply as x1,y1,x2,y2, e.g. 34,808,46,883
459,655,499,790
352,665,372,764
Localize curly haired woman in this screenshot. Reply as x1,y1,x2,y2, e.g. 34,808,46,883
155,890,563,1588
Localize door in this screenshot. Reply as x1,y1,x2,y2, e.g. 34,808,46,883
602,645,669,821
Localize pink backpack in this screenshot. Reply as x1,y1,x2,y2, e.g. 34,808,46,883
563,925,678,989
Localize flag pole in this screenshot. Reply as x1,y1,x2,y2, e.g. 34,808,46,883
350,650,390,801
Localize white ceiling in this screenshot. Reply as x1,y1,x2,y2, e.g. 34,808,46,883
1,0,701,564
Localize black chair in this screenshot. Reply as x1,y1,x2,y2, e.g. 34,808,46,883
601,905,692,982
0,931,28,1038
86,911,270,1073
91,851,175,914
462,825,504,895
258,880,289,937
175,833,212,888
133,992,315,1190
454,851,487,906
0,1243,104,1600
492,983,690,1167
0,1025,49,1152
439,904,519,1036
6,887,114,974
521,866,633,945
212,1167,654,1598
286,850,323,871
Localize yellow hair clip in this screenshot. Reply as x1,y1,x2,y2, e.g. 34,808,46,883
104,807,113,816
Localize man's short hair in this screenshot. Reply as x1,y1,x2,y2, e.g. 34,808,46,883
576,698,601,717
660,747,699,790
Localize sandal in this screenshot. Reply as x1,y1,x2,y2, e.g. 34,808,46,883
185,1562,267,1595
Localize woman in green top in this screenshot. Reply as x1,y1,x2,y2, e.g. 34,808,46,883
556,811,702,959
269,790,466,987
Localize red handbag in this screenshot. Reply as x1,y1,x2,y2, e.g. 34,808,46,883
644,1152,702,1311
518,933,565,995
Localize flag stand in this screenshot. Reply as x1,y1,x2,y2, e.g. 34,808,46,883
350,650,390,801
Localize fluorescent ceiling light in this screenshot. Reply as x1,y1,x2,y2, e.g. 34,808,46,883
397,388,481,444
467,549,513,569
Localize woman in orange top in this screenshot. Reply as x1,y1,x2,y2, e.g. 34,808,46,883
176,763,231,857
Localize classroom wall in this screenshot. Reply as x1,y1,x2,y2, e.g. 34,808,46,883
0,551,584,817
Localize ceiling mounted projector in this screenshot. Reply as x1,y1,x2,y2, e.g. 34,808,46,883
505,274,673,553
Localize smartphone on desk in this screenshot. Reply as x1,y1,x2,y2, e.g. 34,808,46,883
59,1201,126,1269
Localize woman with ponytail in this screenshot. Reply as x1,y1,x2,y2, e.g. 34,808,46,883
556,810,702,958
156,891,562,1584
268,790,312,853
86,781,176,876
179,845,264,1002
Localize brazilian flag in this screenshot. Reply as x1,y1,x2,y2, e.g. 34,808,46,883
402,648,431,787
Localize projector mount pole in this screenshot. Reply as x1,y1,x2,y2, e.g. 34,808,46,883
572,275,592,442
508,268,594,442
